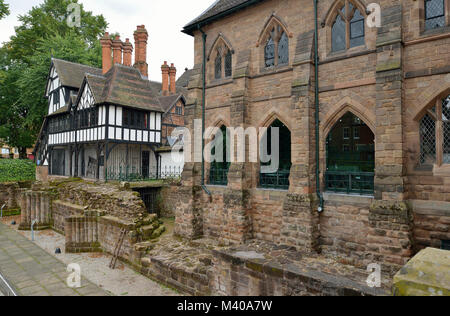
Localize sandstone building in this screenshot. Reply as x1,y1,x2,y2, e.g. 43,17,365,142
176,0,450,275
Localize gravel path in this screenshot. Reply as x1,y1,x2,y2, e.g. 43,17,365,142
1,217,179,296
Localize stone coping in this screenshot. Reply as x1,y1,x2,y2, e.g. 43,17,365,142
213,240,391,296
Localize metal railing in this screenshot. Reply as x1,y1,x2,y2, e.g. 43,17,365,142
325,171,374,195
106,166,182,182
0,270,18,296
208,168,229,186
259,170,290,190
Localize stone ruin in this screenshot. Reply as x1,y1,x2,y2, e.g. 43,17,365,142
10,179,166,262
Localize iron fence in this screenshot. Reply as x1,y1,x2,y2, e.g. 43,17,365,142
106,165,182,182
259,170,290,190
325,171,374,195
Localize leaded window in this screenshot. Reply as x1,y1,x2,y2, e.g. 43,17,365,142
278,32,289,65
425,0,446,30
264,25,289,68
265,36,275,67
419,94,450,166
212,41,232,80
331,0,366,52
225,49,232,78
214,50,222,80
443,95,450,163
420,114,436,164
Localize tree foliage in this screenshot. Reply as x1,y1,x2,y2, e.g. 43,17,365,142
0,0,9,20
0,0,107,157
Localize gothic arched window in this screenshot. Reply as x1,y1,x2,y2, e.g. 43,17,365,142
214,49,222,80
418,94,450,166
212,40,232,80
331,0,366,52
225,49,232,78
278,32,289,65
264,24,289,68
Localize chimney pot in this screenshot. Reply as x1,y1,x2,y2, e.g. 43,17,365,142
100,34,113,74
169,63,177,95
134,25,149,77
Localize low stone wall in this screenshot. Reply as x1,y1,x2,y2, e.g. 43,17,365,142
98,216,137,262
411,200,450,252
320,193,372,268
211,246,388,296
140,256,211,296
0,183,20,211
52,200,85,233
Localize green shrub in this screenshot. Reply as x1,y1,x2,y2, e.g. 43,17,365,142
0,159,36,182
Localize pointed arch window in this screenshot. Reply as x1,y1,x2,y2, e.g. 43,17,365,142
264,25,289,68
331,0,366,52
418,94,450,166
212,40,233,80
214,49,222,80
225,49,232,78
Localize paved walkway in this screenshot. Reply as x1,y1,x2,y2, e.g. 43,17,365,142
0,223,108,296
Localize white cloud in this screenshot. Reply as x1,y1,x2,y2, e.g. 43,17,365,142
0,0,215,81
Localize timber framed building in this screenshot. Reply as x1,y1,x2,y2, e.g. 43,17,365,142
35,26,189,181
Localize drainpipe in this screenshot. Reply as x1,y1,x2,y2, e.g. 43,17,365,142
314,0,324,212
199,27,211,196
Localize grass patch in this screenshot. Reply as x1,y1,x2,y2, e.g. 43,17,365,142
0,159,36,182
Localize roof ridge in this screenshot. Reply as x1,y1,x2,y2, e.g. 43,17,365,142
52,58,101,70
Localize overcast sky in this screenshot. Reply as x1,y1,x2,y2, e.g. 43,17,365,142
0,0,215,81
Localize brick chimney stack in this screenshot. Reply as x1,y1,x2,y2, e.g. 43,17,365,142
123,38,133,67
100,32,113,74
169,63,177,95
161,61,170,96
112,35,123,65
134,25,149,77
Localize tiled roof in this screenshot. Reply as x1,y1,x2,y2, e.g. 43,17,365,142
52,58,102,89
85,65,163,113
184,0,263,32
47,105,69,117
176,68,194,88
158,94,183,113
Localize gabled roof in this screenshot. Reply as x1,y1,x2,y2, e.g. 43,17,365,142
158,94,185,113
183,0,265,35
80,64,163,113
51,58,102,89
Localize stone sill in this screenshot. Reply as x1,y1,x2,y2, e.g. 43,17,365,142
323,192,374,205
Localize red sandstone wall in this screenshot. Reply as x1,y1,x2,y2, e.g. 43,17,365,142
320,194,372,268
